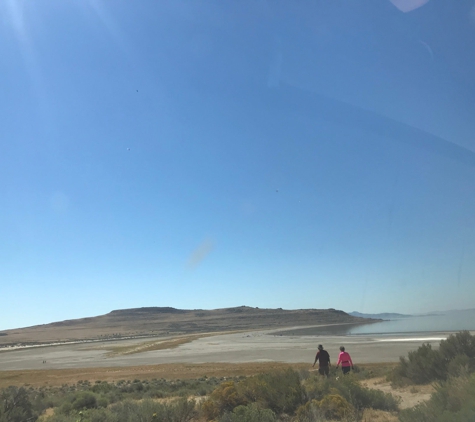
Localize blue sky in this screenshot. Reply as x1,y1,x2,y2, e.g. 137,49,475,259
1,0,475,330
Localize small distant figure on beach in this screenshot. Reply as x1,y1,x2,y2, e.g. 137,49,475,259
336,346,353,374
313,344,331,376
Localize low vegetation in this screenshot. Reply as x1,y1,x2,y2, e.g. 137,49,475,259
399,371,475,422
388,331,475,422
389,331,475,386
0,368,399,422
3,332,475,421
103,334,219,356
0,376,225,422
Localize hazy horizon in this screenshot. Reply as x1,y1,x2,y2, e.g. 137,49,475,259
3,304,475,332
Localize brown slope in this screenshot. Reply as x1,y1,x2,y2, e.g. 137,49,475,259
0,306,377,346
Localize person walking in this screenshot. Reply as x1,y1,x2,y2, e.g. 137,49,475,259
336,346,353,374
312,344,331,376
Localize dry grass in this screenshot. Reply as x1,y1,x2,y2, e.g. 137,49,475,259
362,408,399,422
38,408,54,422
0,362,398,389
103,332,234,356
357,362,398,378
0,362,312,389
362,377,434,409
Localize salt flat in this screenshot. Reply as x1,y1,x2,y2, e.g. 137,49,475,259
0,326,451,371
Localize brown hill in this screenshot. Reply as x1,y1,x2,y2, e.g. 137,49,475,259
0,306,376,346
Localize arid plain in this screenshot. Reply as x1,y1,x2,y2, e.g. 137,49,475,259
0,307,450,388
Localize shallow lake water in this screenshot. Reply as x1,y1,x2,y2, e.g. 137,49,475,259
273,310,475,337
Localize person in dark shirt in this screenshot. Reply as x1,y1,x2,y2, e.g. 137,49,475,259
312,344,331,376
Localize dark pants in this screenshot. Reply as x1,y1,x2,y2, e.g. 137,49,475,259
318,365,329,376
342,366,351,375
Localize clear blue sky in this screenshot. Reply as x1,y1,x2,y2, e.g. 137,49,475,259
1,0,475,330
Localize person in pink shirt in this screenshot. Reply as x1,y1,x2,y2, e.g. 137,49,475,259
336,346,353,374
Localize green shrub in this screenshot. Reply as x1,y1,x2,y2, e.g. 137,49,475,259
303,376,332,402
317,394,354,420
447,354,472,378
42,398,196,422
295,399,321,422
105,390,123,404
0,386,37,422
58,401,73,415
335,375,399,412
71,391,97,411
202,369,304,420
399,372,475,422
110,398,196,422
439,331,475,360
295,397,357,422
2,371,402,422
202,381,246,420
303,373,399,412
391,332,475,385
167,397,196,422
220,403,276,422
97,397,109,409
402,344,445,384
91,382,114,394
237,368,304,414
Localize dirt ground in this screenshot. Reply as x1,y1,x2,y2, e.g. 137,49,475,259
362,377,435,409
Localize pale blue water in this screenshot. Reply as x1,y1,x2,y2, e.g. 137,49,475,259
274,310,475,337
347,311,475,335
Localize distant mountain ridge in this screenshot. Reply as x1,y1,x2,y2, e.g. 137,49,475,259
0,306,379,347
349,311,412,320
349,308,475,320
418,308,475,316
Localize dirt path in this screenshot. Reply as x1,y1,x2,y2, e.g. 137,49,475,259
362,377,434,409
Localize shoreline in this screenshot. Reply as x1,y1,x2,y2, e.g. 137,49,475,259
0,322,374,352
272,322,475,338
0,326,467,372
